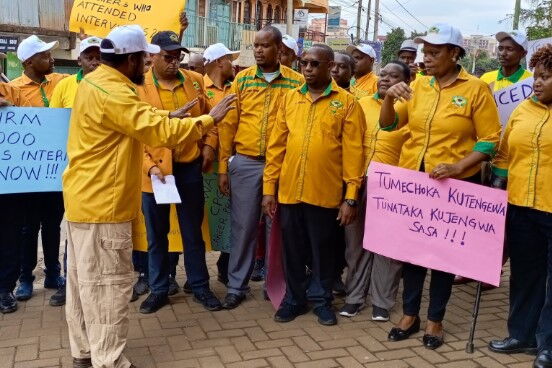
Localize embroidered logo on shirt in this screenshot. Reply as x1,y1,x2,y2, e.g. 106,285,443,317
193,81,201,90
451,95,467,107
206,90,215,99
329,100,344,114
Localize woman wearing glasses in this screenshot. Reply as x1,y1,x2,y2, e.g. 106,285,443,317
379,23,501,349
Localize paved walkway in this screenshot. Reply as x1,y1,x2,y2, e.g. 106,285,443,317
0,253,534,368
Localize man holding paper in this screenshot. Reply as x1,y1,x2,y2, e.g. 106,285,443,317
137,30,223,314
62,25,235,368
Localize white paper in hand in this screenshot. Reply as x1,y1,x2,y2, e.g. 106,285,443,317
151,175,182,204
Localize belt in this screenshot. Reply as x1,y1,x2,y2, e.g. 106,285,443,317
239,153,266,161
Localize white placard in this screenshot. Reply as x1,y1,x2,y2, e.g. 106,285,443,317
493,77,534,126
526,37,552,70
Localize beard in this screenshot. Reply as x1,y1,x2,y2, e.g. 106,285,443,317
131,72,145,85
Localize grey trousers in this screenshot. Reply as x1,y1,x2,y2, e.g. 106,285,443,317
227,154,265,296
344,186,402,308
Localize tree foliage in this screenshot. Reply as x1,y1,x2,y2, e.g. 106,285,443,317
382,27,406,65
459,50,500,76
521,0,552,40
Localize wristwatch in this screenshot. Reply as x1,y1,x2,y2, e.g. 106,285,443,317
345,199,358,207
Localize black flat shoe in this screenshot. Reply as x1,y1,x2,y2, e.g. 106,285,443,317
72,357,92,368
388,316,420,342
489,337,537,355
222,293,245,309
423,334,444,350
534,350,552,368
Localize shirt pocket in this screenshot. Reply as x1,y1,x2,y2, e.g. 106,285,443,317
319,112,344,139
99,237,133,276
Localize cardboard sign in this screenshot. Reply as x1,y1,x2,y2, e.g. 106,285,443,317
364,162,507,286
493,77,534,126
69,0,185,40
0,107,70,194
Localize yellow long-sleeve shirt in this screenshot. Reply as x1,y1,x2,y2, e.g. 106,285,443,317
62,64,214,223
10,72,68,107
359,93,409,172
263,80,366,208
218,65,304,174
397,68,501,179
350,71,378,100
492,96,552,213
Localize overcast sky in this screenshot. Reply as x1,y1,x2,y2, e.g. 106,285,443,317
318,0,529,38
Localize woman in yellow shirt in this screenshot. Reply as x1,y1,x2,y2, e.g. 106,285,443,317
340,61,410,320
379,23,501,350
488,45,552,368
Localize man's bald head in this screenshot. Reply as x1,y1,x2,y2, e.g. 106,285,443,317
188,53,205,75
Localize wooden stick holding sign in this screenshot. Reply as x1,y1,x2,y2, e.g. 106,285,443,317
69,0,186,40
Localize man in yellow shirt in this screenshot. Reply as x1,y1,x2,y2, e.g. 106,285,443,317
203,43,240,284
262,44,365,326
330,52,355,91
218,26,304,309
10,35,68,303
62,25,235,368
480,30,532,92
280,34,299,69
137,30,222,314
47,36,102,308
346,43,378,99
188,52,205,75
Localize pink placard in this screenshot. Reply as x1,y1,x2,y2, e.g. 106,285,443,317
364,162,508,286
266,211,286,310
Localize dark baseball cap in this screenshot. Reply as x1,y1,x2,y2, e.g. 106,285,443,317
151,31,190,53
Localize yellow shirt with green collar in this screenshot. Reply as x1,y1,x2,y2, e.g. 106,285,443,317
263,80,365,208
49,70,84,108
492,96,552,213
480,66,533,92
350,71,378,99
397,68,501,179
10,72,68,107
218,64,304,174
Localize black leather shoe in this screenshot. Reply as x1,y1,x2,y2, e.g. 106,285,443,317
194,290,223,311
423,334,444,350
222,293,245,309
534,350,552,368
0,292,17,314
274,303,308,323
72,357,92,368
139,293,169,314
183,281,192,294
489,337,537,355
388,316,420,342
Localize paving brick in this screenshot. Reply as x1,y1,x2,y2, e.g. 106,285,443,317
255,338,294,349
214,345,242,363
295,359,340,368
15,344,38,362
13,358,61,368
280,345,310,363
292,335,322,352
198,356,225,368
241,348,281,360
226,358,268,368
267,355,294,368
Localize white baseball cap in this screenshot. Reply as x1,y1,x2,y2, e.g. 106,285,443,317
414,23,465,51
17,35,59,62
282,35,299,57
203,43,240,65
79,36,102,54
399,39,418,53
100,25,160,54
495,30,528,51
346,43,376,59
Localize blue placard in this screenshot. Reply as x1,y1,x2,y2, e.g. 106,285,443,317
0,107,71,194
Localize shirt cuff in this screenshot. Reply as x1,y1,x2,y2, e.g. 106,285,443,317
380,113,399,131
218,160,228,174
491,166,508,177
156,109,170,117
344,184,359,201
198,115,215,133
473,141,496,156
263,182,277,196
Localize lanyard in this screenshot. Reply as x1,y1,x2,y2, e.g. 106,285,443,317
39,84,49,107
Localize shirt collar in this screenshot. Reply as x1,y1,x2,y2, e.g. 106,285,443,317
428,66,469,89
299,80,336,97
255,65,282,81
372,91,382,100
19,72,54,85
152,69,185,87
497,65,526,83
95,64,137,93
351,71,374,86
76,69,84,83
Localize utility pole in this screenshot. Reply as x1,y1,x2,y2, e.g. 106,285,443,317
286,0,294,35
364,0,372,41
372,0,379,42
356,0,363,42
513,0,521,30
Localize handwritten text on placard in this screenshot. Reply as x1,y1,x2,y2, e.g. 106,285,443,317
364,162,507,286
69,0,185,40
493,77,534,126
0,107,70,194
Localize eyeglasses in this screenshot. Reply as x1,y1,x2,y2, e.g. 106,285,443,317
299,60,328,68
163,54,185,64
